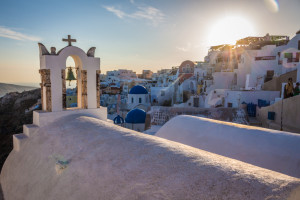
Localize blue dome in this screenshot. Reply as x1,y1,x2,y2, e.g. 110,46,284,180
129,85,148,94
125,108,146,123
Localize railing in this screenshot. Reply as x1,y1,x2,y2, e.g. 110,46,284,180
255,56,276,61
287,58,299,63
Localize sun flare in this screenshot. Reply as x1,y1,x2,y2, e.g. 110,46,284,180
207,16,256,47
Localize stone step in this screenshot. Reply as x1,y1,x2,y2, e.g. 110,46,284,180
23,124,39,137
13,133,28,152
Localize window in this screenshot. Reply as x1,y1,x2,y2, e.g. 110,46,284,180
298,40,300,50
131,98,134,103
284,53,292,59
139,98,142,103
161,91,165,96
228,103,233,107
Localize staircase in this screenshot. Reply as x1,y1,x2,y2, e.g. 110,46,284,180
13,124,39,152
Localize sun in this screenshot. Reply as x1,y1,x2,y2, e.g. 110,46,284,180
207,16,256,47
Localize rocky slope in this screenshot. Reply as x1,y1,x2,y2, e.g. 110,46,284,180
0,83,37,98
0,89,41,170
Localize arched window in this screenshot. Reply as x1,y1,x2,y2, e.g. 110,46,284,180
139,98,142,103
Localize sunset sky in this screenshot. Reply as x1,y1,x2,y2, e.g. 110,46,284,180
0,0,299,85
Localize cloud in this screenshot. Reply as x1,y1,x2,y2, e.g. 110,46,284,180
131,6,165,25
103,5,165,26
0,26,41,41
176,43,192,52
103,6,126,19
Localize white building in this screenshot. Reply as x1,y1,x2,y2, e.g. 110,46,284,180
106,69,137,83
127,85,150,111
205,89,280,108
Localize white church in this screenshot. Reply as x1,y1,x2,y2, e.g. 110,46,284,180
1,36,300,200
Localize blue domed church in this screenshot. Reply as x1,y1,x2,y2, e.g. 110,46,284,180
125,108,147,132
127,85,150,111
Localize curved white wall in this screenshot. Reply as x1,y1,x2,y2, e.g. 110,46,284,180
1,115,300,199
156,115,300,178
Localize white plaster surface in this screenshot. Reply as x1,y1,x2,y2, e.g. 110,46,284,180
33,108,107,127
2,114,300,199
156,115,300,178
12,134,27,152
212,72,235,89
127,93,150,110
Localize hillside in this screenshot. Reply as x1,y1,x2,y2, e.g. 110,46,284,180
0,83,37,97
0,89,41,170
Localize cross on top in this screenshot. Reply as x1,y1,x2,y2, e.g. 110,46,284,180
62,35,76,46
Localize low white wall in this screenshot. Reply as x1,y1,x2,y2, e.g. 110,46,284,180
257,95,300,133
125,123,145,132
33,108,107,127
156,115,300,178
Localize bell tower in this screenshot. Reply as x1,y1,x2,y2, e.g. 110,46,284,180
38,35,102,112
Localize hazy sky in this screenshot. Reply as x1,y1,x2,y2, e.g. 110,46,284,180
0,0,299,84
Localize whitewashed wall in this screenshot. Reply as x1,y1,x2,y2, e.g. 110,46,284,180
156,115,300,178
212,72,235,89
224,90,280,108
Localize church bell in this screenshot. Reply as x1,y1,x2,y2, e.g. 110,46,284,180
66,67,76,86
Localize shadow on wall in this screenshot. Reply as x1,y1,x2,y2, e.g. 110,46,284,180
257,94,300,133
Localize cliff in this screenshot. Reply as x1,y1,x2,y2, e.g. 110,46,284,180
0,89,41,170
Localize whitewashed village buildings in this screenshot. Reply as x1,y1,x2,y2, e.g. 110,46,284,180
97,30,300,134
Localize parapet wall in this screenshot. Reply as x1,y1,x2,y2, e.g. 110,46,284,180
156,115,300,178
150,106,249,125
1,115,300,199
257,95,300,133
262,69,297,94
